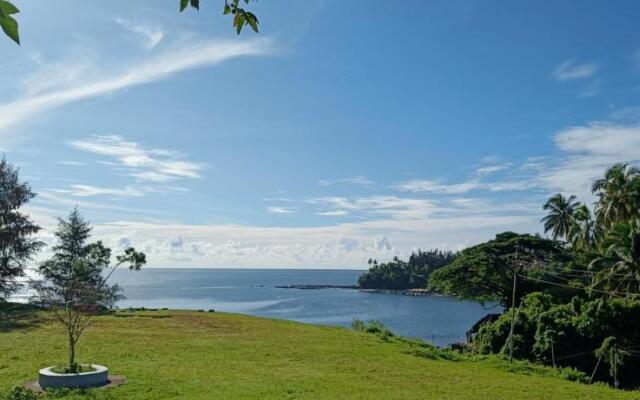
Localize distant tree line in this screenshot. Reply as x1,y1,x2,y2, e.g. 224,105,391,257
358,249,457,290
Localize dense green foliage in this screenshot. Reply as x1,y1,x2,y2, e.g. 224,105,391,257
35,209,145,309
429,232,570,307
431,163,640,389
1,0,260,46
473,293,640,388
0,158,43,300
1,306,635,399
358,249,456,290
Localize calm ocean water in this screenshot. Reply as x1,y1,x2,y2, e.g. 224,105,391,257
109,268,495,346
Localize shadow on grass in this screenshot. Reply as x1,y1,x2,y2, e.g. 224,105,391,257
0,302,43,332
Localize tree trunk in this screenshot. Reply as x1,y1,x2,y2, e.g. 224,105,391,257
68,334,76,367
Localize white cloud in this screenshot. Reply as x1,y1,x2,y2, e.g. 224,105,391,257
47,184,147,197
393,179,481,194
317,210,348,216
69,135,204,182
0,38,274,132
551,59,598,81
34,191,164,215
538,122,640,200
393,179,531,194
115,17,164,50
372,237,392,252
21,55,94,98
318,176,374,187
267,206,297,214
44,184,185,198
308,196,437,219
58,161,86,166
475,164,509,175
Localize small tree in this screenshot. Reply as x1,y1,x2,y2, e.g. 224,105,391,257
0,158,44,300
34,208,145,371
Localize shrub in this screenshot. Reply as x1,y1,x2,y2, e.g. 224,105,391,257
351,317,365,332
352,318,395,340
1,387,37,400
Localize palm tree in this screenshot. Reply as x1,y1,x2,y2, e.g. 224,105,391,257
592,163,640,228
589,218,640,297
541,194,579,241
569,204,595,251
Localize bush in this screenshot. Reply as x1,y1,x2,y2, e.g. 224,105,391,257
351,317,365,331
351,319,395,340
50,363,95,374
1,388,37,400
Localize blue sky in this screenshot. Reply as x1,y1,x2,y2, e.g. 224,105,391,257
2,0,640,268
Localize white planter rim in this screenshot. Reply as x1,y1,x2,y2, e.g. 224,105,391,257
39,364,108,376
39,364,109,389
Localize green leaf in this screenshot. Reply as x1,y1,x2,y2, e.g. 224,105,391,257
0,15,19,44
223,4,231,15
0,0,19,15
245,13,259,33
235,13,245,34
179,0,189,12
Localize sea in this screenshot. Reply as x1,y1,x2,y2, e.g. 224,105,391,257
101,268,497,346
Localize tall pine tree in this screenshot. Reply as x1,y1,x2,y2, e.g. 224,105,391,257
0,158,43,299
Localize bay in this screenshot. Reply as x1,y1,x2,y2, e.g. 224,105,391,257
112,268,497,346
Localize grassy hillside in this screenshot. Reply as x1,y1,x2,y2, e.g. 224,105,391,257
0,306,636,400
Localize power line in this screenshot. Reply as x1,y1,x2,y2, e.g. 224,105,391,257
538,264,632,278
539,272,586,284
517,275,640,298
538,349,595,364
538,265,595,274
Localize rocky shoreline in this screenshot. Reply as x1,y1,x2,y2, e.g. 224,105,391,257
275,285,435,297
274,284,358,290
359,288,435,297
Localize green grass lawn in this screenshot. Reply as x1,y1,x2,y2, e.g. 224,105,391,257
1,306,638,399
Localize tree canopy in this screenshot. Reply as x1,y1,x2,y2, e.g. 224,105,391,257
0,158,43,300
428,232,569,307
358,249,457,290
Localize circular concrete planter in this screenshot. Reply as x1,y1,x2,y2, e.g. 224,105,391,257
38,365,108,389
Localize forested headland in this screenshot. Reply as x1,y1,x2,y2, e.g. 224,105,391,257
357,249,457,290
358,163,640,389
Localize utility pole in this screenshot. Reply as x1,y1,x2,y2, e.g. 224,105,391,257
551,337,556,368
589,353,602,384
613,345,619,389
507,248,519,363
